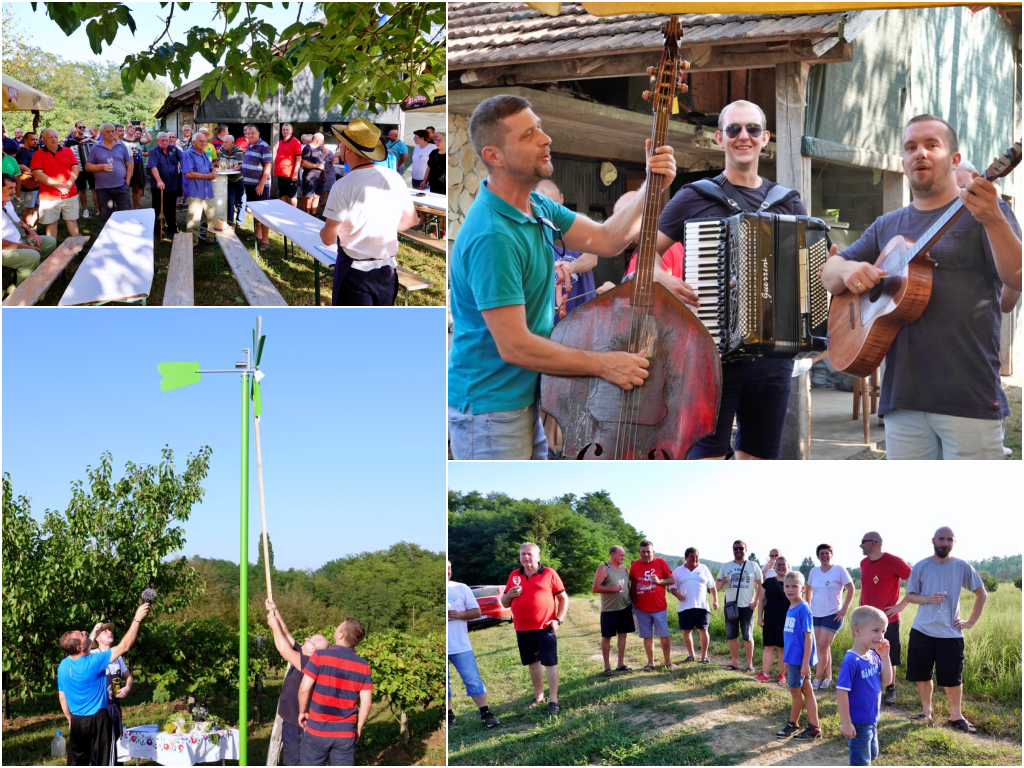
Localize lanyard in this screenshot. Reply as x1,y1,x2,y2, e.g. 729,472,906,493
3,206,26,240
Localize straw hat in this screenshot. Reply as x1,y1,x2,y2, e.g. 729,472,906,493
600,161,618,187
330,118,387,162
91,623,116,650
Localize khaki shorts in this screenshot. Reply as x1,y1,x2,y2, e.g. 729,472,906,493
38,195,80,225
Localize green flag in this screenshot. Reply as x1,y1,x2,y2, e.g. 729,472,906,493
158,362,201,392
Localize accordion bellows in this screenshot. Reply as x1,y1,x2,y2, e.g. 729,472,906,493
683,213,831,359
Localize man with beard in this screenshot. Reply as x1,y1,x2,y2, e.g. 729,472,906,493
901,527,986,733
448,94,677,460
654,100,809,461
821,115,1022,459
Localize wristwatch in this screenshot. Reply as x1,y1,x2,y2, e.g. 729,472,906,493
552,618,562,625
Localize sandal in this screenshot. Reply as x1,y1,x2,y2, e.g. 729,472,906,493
948,718,977,734
744,666,756,673
641,664,656,672
526,697,546,710
910,713,932,723
683,656,695,663
723,664,739,671
602,668,614,678
700,657,710,664
259,243,270,251
664,662,677,670
615,665,632,673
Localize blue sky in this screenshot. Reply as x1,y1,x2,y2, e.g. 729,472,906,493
2,308,447,571
448,462,1022,567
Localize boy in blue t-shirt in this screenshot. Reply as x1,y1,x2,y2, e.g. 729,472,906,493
837,606,894,766
778,571,821,740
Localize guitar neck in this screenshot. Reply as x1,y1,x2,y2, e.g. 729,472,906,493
632,74,674,307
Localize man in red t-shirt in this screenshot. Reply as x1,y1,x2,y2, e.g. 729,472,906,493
274,123,304,207
30,128,81,239
859,531,912,705
628,540,675,671
500,542,568,717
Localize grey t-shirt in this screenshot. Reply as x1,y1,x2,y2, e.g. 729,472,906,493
86,142,132,190
839,198,1019,420
907,556,984,639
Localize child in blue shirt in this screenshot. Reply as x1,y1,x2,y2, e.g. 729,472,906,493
837,606,894,766
778,571,821,740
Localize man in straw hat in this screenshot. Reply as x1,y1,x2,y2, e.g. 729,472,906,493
319,117,419,306
447,94,676,460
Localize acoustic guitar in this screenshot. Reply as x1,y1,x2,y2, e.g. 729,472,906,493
540,16,722,460
828,141,1022,377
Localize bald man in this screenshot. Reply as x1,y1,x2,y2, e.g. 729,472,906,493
901,527,987,733
592,546,635,676
858,532,912,705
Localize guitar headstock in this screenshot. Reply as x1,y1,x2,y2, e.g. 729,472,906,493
641,16,690,111
984,140,1022,181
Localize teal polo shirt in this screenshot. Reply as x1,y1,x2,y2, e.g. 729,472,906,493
448,179,577,413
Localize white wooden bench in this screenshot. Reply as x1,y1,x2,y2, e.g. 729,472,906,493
163,233,194,306
214,229,288,306
3,236,90,307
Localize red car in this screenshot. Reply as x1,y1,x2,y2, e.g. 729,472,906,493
468,585,513,629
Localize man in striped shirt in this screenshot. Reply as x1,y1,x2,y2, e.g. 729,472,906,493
298,618,373,766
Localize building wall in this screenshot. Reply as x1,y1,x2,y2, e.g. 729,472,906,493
448,113,488,240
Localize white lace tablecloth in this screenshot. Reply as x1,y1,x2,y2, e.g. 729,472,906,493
117,725,239,765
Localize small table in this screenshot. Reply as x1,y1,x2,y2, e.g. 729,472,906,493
210,170,239,233
117,725,240,766
59,209,155,306
410,190,446,238
244,199,337,306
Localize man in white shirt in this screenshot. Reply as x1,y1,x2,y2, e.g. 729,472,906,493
321,118,418,306
447,560,500,730
2,173,56,290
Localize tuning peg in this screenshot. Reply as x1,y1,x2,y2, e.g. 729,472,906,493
642,90,653,101
646,66,656,76
680,60,690,71
678,83,689,94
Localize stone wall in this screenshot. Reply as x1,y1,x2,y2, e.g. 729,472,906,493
448,113,488,240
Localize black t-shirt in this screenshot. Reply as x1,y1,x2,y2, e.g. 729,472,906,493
15,147,37,188
659,176,807,374
276,641,310,726
839,198,1018,419
426,151,446,194
762,576,789,628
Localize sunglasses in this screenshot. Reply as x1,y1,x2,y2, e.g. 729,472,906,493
723,123,764,139
76,125,85,130
860,539,877,545
535,215,566,261
732,547,746,551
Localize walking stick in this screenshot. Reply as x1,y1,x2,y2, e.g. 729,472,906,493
159,188,164,241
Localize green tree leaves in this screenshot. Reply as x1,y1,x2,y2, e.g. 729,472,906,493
2,446,211,698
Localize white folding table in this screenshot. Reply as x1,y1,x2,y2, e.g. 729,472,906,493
58,209,155,306
244,199,336,305
409,189,446,211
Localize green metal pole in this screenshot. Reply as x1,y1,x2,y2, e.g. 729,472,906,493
239,372,250,765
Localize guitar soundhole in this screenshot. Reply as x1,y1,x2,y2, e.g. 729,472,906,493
577,443,604,460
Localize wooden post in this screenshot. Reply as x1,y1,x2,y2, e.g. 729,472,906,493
265,664,288,767
270,122,280,199
775,61,812,459
774,61,811,202
254,414,273,601
882,170,909,213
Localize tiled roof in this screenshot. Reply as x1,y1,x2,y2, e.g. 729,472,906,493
450,3,850,68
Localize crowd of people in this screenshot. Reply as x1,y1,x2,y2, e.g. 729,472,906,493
54,598,373,767
448,526,988,766
446,94,1022,461
3,118,446,304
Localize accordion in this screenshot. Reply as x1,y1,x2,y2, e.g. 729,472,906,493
683,212,831,359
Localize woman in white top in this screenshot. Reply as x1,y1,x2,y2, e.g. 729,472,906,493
409,130,436,190
805,543,855,690
668,548,718,664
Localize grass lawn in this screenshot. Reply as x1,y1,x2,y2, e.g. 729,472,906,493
449,586,1022,766
1,669,445,766
2,188,445,306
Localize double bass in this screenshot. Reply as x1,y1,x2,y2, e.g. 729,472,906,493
540,16,722,460
828,140,1022,376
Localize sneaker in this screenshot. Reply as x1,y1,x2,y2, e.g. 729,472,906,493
754,672,771,682
81,209,90,218
811,678,821,690
776,721,799,738
884,687,897,706
820,678,832,691
793,725,822,740
777,673,786,685
481,712,500,728
547,701,561,717
447,711,456,728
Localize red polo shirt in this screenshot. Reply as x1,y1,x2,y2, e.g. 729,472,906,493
860,553,912,621
505,565,565,631
629,557,672,612
30,146,79,200
274,136,303,177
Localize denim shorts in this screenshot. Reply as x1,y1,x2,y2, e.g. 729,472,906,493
847,722,879,766
787,666,811,689
448,650,486,699
447,403,548,460
812,614,845,632
634,609,670,638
